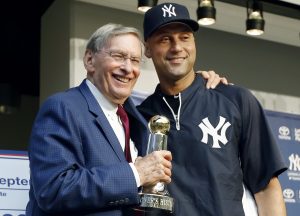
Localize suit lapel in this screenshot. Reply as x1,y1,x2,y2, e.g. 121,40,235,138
79,80,125,162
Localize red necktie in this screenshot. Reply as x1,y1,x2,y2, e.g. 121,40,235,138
117,105,132,162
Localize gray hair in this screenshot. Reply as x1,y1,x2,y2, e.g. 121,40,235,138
86,23,143,53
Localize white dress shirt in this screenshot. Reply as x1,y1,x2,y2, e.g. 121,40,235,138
86,79,141,187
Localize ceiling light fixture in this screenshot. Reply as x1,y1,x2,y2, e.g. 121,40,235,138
197,0,216,26
137,0,158,13
246,0,265,36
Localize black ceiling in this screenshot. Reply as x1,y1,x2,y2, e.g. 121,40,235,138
1,0,298,97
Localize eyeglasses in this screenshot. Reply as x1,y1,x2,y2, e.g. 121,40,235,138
101,50,144,67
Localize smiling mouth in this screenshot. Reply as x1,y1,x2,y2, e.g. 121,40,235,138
168,57,186,63
114,75,130,83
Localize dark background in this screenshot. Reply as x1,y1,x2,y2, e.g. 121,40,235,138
1,0,54,97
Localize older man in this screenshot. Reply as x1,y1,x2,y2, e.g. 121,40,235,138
26,24,173,216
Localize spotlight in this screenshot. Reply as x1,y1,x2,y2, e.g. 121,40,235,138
197,0,216,26
246,0,265,36
137,0,158,13
0,83,20,115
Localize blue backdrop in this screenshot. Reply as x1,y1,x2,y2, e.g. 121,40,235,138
265,110,300,215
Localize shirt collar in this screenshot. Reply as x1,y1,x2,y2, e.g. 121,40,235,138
85,79,118,115
155,74,205,98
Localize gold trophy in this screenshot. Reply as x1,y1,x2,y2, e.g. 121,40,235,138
136,115,174,213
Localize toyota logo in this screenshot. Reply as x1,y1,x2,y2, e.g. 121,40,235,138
283,188,294,199
279,126,290,136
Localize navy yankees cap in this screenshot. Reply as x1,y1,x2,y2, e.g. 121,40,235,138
143,3,199,41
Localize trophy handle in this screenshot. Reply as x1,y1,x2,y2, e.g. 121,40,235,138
146,133,168,153
145,133,169,195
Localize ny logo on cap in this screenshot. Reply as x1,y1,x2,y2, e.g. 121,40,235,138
161,4,176,17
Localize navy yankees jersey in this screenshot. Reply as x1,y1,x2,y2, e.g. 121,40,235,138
137,75,287,216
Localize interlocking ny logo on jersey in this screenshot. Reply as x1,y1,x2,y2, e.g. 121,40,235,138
162,4,176,17
199,116,231,148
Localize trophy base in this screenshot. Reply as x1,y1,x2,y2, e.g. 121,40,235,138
135,193,174,213
131,208,173,216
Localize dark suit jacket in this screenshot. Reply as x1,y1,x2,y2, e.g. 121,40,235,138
26,80,148,216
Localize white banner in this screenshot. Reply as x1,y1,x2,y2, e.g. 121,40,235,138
0,151,29,216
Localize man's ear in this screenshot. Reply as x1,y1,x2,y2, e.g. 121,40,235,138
83,50,95,71
144,42,151,58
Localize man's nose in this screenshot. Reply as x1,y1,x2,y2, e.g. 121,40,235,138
120,58,133,73
170,40,183,52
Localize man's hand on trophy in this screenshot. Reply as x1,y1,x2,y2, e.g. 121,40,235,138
134,150,172,187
